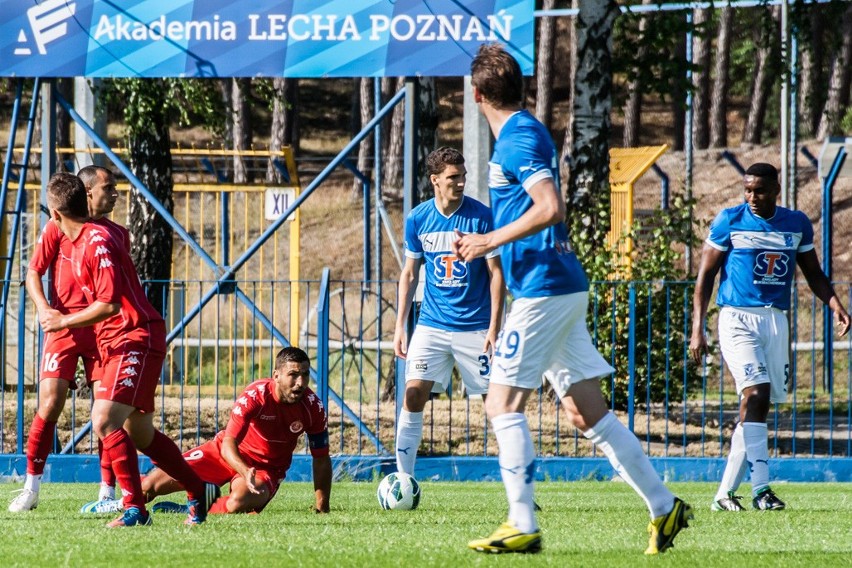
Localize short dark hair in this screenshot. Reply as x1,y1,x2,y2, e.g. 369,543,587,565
426,147,465,176
47,173,88,218
77,165,113,189
275,346,310,369
744,163,779,183
471,43,523,109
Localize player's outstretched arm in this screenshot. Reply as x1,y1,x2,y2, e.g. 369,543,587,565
312,453,332,513
690,244,726,363
797,250,852,337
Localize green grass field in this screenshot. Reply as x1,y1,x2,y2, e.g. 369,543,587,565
1,481,850,567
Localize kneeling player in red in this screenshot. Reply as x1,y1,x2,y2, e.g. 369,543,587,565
141,347,332,514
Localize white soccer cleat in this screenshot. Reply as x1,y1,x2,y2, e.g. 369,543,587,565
8,488,39,512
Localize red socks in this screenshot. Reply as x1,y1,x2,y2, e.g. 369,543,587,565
97,438,116,488
139,430,204,501
101,428,146,511
26,415,56,476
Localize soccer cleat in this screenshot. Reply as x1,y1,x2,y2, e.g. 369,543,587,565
468,521,542,554
8,488,39,512
185,482,221,525
106,507,152,527
711,491,745,512
80,498,123,514
152,501,189,514
645,497,694,555
752,488,785,511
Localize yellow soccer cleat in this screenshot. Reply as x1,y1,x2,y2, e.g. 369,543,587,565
645,497,694,555
468,521,542,554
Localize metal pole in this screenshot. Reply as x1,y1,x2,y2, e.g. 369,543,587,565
822,147,847,392
780,0,789,207
685,13,694,275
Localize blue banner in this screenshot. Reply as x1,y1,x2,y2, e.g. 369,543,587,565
0,0,534,78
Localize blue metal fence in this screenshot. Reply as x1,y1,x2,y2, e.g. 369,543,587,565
2,278,850,477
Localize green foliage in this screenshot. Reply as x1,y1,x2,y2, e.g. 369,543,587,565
585,193,705,410
612,6,700,108
99,78,225,138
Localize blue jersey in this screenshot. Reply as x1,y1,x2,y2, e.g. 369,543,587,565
707,203,814,310
488,110,588,298
404,196,496,332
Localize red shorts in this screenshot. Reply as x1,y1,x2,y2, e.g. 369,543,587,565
40,327,101,386
96,343,165,413
183,438,283,511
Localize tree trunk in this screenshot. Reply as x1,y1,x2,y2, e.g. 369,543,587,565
709,6,732,148
692,8,712,149
416,77,439,202
384,76,406,196
266,78,298,184
622,0,653,147
742,9,779,145
568,0,618,259
353,78,374,199
560,0,577,188
232,78,253,183
816,5,852,140
535,0,556,130
218,79,233,181
56,78,73,171
798,6,825,137
127,84,174,316
670,24,686,151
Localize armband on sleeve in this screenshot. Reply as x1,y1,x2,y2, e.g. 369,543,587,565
307,430,329,452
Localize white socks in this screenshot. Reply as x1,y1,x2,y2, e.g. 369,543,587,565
742,422,770,495
23,474,42,493
99,482,116,502
715,422,747,501
584,412,674,519
395,410,424,475
492,412,537,533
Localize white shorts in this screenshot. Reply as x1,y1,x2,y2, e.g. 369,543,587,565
404,325,490,396
718,306,790,403
490,292,614,397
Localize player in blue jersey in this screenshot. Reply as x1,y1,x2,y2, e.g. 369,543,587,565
393,146,504,477
455,43,692,555
691,162,850,512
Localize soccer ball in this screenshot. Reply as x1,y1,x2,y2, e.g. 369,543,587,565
377,472,421,510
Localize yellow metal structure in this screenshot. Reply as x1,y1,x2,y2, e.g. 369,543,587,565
608,145,668,274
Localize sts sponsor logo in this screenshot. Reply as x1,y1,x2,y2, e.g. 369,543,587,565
433,254,467,287
753,251,789,285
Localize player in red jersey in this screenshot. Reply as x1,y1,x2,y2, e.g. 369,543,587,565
9,166,125,514
39,172,218,527
141,347,332,515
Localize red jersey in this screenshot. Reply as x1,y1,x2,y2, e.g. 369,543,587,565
70,221,164,352
29,221,87,312
29,218,131,313
221,380,329,473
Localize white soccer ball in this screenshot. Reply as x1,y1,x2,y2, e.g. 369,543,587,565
377,472,421,510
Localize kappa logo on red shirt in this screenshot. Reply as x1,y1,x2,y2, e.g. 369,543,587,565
233,406,244,416
99,258,113,269
290,420,304,433
94,245,109,256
